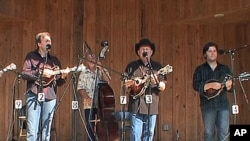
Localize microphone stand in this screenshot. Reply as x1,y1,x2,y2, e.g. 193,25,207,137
87,55,109,141
87,67,100,141
229,51,237,125
145,56,158,141
238,76,250,111
69,58,84,141
78,54,100,141
15,73,23,141
72,71,79,141
68,57,96,141
6,71,22,141
37,50,48,140
221,45,249,124
41,55,93,141
120,73,129,141
44,72,81,141
35,54,86,141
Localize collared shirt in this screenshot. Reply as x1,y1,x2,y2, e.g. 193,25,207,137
77,66,110,109
193,62,232,109
22,49,66,100
125,59,166,114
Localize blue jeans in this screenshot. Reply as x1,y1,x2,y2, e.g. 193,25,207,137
26,92,56,141
130,113,157,141
201,107,229,141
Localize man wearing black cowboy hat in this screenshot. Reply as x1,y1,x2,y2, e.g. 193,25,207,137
125,38,167,141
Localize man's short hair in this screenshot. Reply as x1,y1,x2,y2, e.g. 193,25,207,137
203,42,219,55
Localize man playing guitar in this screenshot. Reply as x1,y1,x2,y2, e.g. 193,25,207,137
193,42,232,141
124,38,167,141
22,32,69,141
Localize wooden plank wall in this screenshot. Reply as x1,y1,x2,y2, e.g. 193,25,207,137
0,0,250,140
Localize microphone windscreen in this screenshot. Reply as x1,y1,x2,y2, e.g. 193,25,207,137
218,50,225,55
46,44,51,49
142,52,148,57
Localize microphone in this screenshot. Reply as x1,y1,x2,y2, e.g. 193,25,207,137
142,52,148,57
218,49,231,55
243,44,249,48
239,72,250,81
46,44,51,50
239,72,250,78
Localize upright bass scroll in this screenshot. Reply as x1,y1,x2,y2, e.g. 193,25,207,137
99,41,109,59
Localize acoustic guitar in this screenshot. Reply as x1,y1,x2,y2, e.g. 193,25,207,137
35,66,82,87
125,64,173,99
203,74,232,100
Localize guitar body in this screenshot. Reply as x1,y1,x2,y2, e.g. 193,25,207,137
129,84,144,94
203,79,223,100
39,75,56,87
204,88,221,97
35,66,78,87
125,64,173,99
203,74,232,100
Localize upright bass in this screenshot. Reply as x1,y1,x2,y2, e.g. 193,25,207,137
87,41,119,141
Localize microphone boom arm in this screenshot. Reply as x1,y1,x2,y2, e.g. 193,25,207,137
219,45,249,55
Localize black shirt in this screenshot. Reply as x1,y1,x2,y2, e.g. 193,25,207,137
193,62,232,109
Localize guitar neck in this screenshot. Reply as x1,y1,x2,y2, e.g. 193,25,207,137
157,64,173,75
51,70,63,75
51,67,78,75
0,64,15,75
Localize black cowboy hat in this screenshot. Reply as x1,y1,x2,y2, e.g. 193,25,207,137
135,38,155,56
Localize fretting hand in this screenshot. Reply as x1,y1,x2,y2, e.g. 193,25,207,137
150,74,159,85
96,61,104,71
225,79,232,90
61,67,70,79
158,81,166,91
